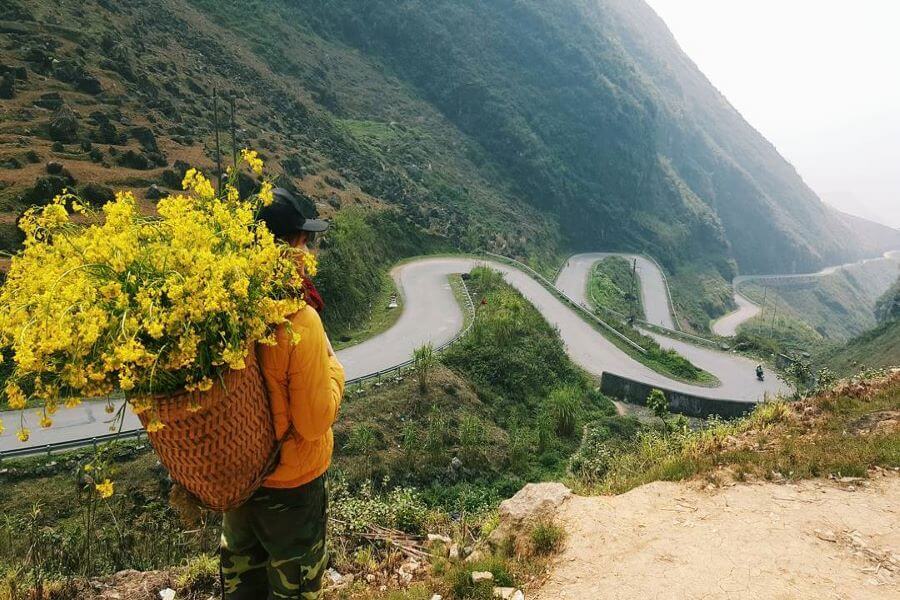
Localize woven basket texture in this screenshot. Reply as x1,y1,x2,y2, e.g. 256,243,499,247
138,348,276,511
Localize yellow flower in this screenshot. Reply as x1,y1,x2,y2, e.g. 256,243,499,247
302,252,318,277
39,413,52,428
0,418,4,435
258,181,274,206
5,382,27,410
241,148,264,175
0,151,302,424
95,479,114,499
17,428,30,442
146,418,165,433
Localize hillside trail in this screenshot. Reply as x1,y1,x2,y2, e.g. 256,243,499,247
533,473,899,599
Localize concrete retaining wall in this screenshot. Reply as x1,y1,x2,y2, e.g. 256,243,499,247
600,372,756,419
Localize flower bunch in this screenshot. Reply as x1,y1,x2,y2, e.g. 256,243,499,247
0,151,305,436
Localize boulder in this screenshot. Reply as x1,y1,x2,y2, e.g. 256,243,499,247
493,588,524,600
117,149,150,170
471,571,494,584
427,533,452,545
34,92,63,110
487,482,571,551
49,105,79,143
23,175,74,206
131,126,159,153
78,183,115,207
0,72,14,99
145,184,165,200
76,74,102,95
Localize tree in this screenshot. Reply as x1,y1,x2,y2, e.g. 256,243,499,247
646,388,669,432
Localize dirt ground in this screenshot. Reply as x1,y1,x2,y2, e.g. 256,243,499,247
534,472,899,599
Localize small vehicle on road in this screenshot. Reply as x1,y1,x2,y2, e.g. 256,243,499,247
756,364,765,382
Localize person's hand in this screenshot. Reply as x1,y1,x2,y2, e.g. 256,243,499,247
324,333,335,357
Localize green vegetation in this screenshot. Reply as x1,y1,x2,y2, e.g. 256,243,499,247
820,320,900,376
819,279,900,375
588,256,643,318
669,264,736,333
586,306,719,386
732,313,823,359
571,371,900,495
5,0,896,345
529,521,565,555
739,258,899,341
412,343,436,393
332,272,402,351
316,208,449,339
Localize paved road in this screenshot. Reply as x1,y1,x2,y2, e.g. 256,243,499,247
556,253,674,329
712,251,900,336
556,254,788,399
1,255,791,453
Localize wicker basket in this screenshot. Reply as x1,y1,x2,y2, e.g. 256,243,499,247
138,347,277,512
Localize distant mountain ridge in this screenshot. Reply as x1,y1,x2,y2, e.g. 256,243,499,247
1,0,897,282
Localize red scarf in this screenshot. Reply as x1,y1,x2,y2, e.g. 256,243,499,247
302,275,325,314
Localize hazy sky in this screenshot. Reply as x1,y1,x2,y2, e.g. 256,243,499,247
645,0,900,229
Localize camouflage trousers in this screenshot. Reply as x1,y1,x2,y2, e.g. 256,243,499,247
220,475,328,600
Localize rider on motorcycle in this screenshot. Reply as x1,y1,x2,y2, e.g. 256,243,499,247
756,364,764,380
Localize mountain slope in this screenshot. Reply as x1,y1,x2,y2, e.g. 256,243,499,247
286,0,898,274
1,0,897,283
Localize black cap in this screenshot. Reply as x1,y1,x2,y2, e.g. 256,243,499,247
258,188,329,238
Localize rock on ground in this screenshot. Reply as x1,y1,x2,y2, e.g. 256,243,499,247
488,482,571,552
533,473,900,599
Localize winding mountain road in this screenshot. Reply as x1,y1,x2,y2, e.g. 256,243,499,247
1,254,793,454
712,251,900,337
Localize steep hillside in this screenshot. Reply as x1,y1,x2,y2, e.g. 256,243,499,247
821,276,900,374
1,0,897,296
739,256,900,341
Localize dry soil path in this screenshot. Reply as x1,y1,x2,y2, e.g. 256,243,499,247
534,474,900,600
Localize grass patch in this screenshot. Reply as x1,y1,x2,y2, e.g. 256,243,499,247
317,208,450,340
529,520,565,555
819,319,900,376
572,371,900,495
332,271,402,351
589,256,643,318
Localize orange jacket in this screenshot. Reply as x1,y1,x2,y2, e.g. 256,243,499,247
258,305,345,488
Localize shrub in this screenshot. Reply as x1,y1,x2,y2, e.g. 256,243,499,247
546,385,582,437
458,414,486,463
646,388,669,430
413,342,435,392
176,554,219,593
530,520,565,555
569,416,642,483
345,423,377,455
